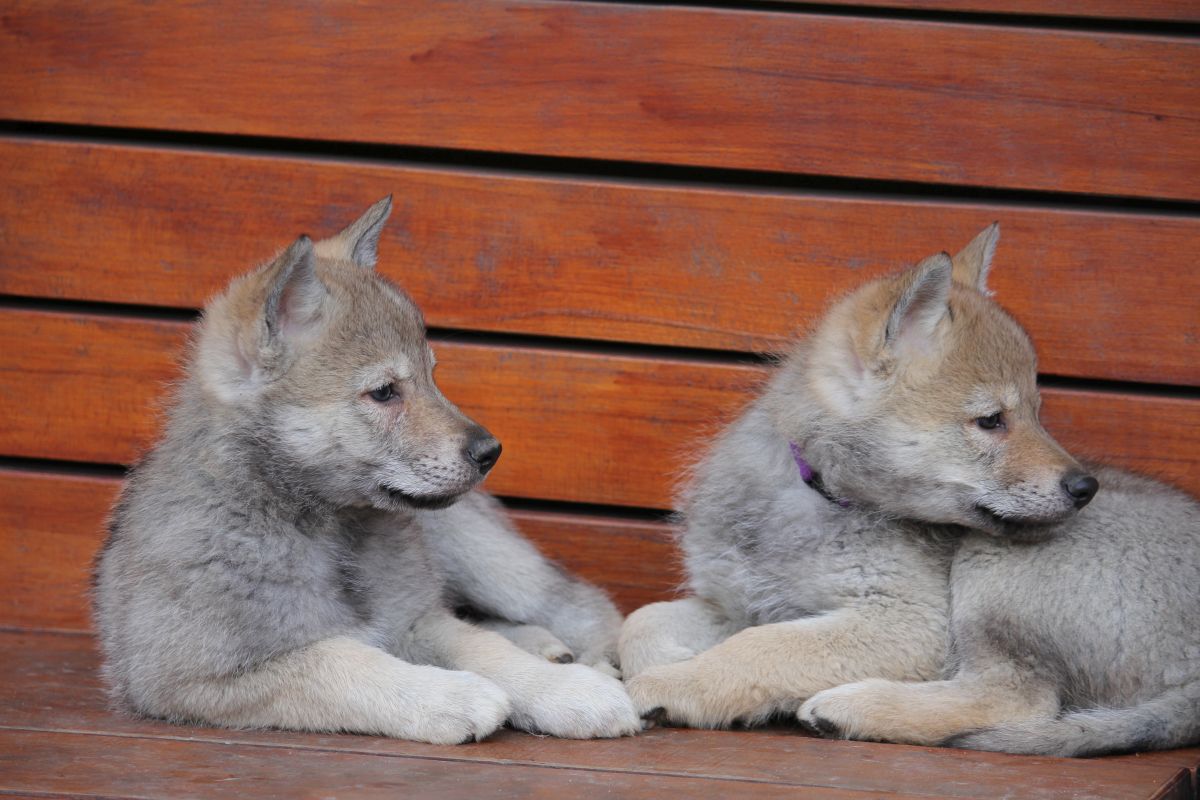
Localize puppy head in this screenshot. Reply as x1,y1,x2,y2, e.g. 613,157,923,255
195,197,500,512
785,224,1097,537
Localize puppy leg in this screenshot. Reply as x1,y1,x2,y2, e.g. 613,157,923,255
475,619,575,664
944,682,1200,756
626,606,943,728
799,669,1058,746
413,611,641,739
618,597,738,679
159,636,511,744
425,493,623,675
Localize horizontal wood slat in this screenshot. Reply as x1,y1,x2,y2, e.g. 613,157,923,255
0,309,767,508
0,310,1197,507
0,469,678,632
6,729,906,800
2,3,1197,199
0,470,111,632
0,632,1195,800
785,1,1200,21
2,3,1195,796
3,139,1198,386
509,509,680,615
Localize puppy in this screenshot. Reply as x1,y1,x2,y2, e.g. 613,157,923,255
95,198,639,743
621,225,1199,755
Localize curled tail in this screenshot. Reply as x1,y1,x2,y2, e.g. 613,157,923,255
947,685,1200,757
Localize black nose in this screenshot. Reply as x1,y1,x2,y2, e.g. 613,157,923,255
1062,470,1099,509
464,431,502,475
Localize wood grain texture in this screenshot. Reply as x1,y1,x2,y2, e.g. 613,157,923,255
779,0,1200,21
1,310,1197,506
0,309,766,508
0,470,113,632
0,468,678,631
509,509,681,615
2,139,1198,385
1042,388,1200,489
0,632,1194,800
1,3,1197,199
1118,750,1200,798
4,729,923,800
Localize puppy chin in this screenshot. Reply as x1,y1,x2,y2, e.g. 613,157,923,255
377,484,471,512
970,504,1073,542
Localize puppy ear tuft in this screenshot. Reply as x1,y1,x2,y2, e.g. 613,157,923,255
317,196,393,269
885,252,952,355
951,222,999,294
263,235,325,343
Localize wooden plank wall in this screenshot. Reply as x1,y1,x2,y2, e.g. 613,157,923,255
0,0,1197,635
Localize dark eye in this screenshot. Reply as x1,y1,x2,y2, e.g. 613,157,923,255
369,383,396,403
976,412,1005,431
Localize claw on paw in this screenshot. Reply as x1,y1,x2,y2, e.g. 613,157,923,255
800,713,842,738
641,706,667,727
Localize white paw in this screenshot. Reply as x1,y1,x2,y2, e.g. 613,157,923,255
625,660,775,729
576,648,622,679
583,657,622,679
510,663,641,739
798,682,870,740
490,623,576,664
528,635,575,665
397,670,512,744
619,642,698,680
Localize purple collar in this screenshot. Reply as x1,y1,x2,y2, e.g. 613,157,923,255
788,441,850,508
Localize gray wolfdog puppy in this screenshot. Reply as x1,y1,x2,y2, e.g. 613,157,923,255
620,225,1199,756
94,198,639,743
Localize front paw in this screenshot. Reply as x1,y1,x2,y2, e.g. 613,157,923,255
798,680,899,743
577,648,622,679
491,622,576,664
400,670,512,745
517,625,576,664
510,664,641,739
625,660,773,729
798,688,853,739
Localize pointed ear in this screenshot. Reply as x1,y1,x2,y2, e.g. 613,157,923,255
263,235,325,344
884,252,952,355
317,195,393,269
951,222,999,294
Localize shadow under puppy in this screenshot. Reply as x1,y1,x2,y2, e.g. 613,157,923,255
94,198,639,743
620,225,1199,756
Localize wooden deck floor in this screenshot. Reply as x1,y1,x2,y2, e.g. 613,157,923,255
1,631,1196,799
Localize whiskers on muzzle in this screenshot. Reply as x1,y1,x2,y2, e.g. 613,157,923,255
973,471,1099,537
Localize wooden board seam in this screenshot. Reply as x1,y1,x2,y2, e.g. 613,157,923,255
3,129,1198,215
0,724,883,792
0,723,1188,796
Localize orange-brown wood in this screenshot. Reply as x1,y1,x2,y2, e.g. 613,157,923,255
2,3,1197,199
2,138,1198,385
1,310,1197,506
0,470,113,632
0,309,765,508
509,509,680,615
1,2,1195,796
3,729,923,800
0,469,678,632
1041,388,1200,492
0,632,1194,800
781,1,1200,21
1117,749,1200,797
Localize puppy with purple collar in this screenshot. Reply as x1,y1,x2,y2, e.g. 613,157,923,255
620,225,1200,756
